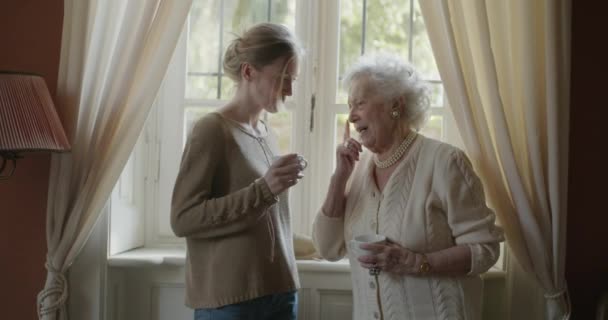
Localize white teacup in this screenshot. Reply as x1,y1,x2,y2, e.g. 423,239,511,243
272,154,308,171
349,234,387,258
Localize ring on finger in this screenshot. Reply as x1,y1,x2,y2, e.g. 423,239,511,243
369,266,381,276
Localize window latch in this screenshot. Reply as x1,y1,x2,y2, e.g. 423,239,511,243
309,94,316,132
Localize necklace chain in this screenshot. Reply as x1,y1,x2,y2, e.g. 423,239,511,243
223,115,275,165
374,132,417,169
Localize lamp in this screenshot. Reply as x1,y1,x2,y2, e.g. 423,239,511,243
0,72,71,179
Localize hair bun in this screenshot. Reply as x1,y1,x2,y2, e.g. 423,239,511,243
222,22,302,83
223,38,242,82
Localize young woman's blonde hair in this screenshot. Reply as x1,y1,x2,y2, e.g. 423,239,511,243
223,22,303,84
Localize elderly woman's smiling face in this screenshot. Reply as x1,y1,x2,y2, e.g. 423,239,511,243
347,76,398,154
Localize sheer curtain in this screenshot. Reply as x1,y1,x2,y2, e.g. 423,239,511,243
36,0,192,319
419,0,571,319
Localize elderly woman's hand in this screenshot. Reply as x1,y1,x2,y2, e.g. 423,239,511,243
357,239,424,276
336,121,362,180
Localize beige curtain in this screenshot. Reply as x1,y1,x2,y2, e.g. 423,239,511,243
36,0,192,319
419,0,571,319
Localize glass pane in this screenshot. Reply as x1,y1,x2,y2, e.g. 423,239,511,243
187,0,296,101
339,0,364,104
269,1,296,29
428,82,444,107
223,0,295,35
419,114,443,141
412,1,439,80
220,76,237,99
265,111,293,155
364,0,411,57
186,75,218,101
187,1,221,100
338,0,412,104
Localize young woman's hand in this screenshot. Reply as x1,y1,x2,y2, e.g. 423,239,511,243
263,153,305,195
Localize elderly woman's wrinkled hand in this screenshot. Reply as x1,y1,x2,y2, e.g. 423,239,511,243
357,239,422,276
336,121,362,180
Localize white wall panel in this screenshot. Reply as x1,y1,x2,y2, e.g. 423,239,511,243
319,290,353,320
107,264,505,320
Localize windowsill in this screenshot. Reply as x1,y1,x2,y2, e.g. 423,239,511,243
107,247,351,273
107,247,505,278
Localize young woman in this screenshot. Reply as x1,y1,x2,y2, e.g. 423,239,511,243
171,23,305,320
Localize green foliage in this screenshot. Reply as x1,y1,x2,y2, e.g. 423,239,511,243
337,0,440,103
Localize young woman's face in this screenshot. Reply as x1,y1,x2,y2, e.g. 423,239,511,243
251,56,298,113
347,76,398,154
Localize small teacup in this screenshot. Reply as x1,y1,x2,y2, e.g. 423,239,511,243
272,154,308,171
349,234,387,258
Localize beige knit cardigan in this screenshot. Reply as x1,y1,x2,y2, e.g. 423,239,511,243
313,136,504,320
171,112,300,308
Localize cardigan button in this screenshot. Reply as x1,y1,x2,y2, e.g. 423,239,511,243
369,281,376,289
373,311,380,319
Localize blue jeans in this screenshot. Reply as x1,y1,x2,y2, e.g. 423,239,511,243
194,291,298,320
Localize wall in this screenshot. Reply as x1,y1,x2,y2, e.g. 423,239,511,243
567,2,608,319
0,1,64,319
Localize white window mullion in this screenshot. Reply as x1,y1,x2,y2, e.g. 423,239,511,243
288,0,319,236
147,23,189,247
304,0,342,235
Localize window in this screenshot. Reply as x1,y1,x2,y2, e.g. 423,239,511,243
110,0,468,253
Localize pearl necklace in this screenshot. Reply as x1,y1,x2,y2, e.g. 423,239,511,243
374,132,417,169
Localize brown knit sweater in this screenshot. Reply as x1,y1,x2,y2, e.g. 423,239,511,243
171,112,299,308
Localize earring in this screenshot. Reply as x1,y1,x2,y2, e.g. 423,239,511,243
391,110,400,119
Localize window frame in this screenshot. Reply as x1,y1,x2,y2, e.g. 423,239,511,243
112,1,485,259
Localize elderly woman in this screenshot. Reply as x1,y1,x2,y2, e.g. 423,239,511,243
313,53,504,320
171,23,305,320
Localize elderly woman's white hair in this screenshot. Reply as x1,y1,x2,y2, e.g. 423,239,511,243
342,52,430,131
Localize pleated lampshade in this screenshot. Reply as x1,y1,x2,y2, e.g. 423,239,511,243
0,72,70,153
0,72,71,179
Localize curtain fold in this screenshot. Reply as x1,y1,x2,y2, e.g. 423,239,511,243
419,0,571,319
36,1,192,319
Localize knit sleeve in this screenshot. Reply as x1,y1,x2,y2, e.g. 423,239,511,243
312,211,347,261
170,115,277,239
467,243,501,275
434,148,504,272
